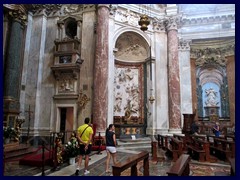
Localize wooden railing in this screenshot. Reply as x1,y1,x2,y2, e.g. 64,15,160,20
112,151,149,176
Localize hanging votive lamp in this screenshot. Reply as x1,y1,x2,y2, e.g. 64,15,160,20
138,14,150,32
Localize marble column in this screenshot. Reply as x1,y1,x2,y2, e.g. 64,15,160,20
165,16,181,133
93,4,110,133
4,11,26,113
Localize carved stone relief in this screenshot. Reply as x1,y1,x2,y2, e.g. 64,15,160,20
57,74,75,93
115,32,148,62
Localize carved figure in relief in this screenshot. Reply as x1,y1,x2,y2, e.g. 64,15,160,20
124,68,134,81
114,92,122,112
205,87,218,106
129,85,139,113
59,79,74,91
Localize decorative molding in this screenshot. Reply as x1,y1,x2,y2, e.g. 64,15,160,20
32,4,62,15
114,9,140,27
109,4,118,17
182,14,235,26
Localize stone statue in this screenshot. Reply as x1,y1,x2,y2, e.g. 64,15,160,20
205,87,218,106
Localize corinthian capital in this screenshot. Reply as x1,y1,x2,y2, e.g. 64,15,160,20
8,5,27,25
152,18,166,32
164,16,180,31
178,39,191,50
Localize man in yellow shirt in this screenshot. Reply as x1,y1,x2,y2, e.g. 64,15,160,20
75,117,93,176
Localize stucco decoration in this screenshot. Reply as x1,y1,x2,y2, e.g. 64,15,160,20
115,32,148,62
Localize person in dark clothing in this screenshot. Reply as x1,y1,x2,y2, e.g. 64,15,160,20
105,124,117,173
190,120,199,135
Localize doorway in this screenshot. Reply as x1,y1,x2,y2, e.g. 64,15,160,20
60,107,74,142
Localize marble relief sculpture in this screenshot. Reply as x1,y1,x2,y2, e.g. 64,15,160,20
114,67,140,117
205,87,219,106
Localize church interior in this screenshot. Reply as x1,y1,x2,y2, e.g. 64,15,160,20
3,4,235,176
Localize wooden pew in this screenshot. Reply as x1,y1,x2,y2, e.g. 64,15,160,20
173,134,187,150
167,137,184,161
187,136,210,162
210,137,234,160
112,151,149,176
167,154,191,176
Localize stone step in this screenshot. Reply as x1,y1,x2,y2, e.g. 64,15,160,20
117,137,152,150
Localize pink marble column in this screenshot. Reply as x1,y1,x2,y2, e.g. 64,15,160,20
165,16,181,130
93,4,109,133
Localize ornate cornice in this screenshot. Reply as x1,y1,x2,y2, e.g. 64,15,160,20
178,39,191,50
182,14,235,26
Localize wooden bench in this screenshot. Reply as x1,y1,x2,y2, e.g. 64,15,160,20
210,137,234,160
112,151,149,176
187,136,210,162
167,154,191,176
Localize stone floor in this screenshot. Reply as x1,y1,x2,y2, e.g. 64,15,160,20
4,148,231,176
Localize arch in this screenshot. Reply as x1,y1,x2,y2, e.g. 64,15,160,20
113,27,150,48
65,17,77,39
113,28,150,63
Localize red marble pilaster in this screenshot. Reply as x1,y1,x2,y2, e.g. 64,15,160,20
93,4,109,133
165,16,181,130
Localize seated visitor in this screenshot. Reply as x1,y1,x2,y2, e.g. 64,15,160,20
190,120,200,135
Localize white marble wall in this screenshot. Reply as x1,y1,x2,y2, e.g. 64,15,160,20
20,12,33,120
179,42,193,128
153,31,169,135
79,10,96,125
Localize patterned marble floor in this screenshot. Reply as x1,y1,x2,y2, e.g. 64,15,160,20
4,149,231,176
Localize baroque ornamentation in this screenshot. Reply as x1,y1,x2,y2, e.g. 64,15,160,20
191,45,235,67
77,90,90,110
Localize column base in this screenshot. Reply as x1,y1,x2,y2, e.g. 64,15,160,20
168,128,182,134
